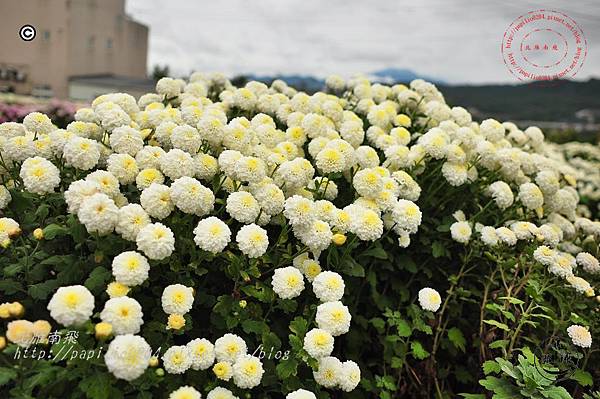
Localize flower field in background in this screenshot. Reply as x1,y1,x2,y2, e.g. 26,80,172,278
0,93,78,128
0,74,598,399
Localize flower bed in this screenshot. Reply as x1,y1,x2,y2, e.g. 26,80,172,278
0,74,598,398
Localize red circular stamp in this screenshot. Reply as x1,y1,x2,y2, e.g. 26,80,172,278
501,10,587,85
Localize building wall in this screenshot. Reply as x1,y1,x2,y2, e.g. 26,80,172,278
0,0,148,99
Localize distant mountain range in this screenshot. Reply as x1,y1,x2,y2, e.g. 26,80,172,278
232,71,599,126
244,68,444,92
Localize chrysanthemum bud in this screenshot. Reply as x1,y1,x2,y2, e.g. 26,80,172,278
8,302,24,318
149,356,159,367
332,233,347,246
33,228,44,240
166,314,185,330
155,368,165,377
0,336,6,350
239,300,247,309
95,322,113,340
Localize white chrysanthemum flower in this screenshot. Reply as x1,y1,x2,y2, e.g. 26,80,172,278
450,221,472,244
187,338,215,371
115,204,150,241
109,126,144,156
194,153,219,181
100,296,144,335
156,77,181,98
112,251,150,286
232,354,264,389
226,191,260,223
171,124,201,154
160,149,196,180
441,162,468,186
566,275,592,294
136,145,166,169
136,168,165,190
0,121,26,138
418,287,441,312
315,147,346,173
19,156,60,194
488,181,514,210
163,345,193,374
480,226,499,247
549,252,575,278
353,168,383,197
518,182,544,210
286,389,317,399
251,183,285,216
236,224,269,258
64,180,100,214
272,266,305,299
303,328,334,359
0,185,11,210
294,219,334,252
567,325,592,348
136,222,175,260
170,176,215,216
193,217,231,254
480,119,504,142
23,112,54,134
283,195,316,226
391,199,422,234
207,387,238,399
316,301,351,336
63,136,101,170
0,217,19,242
47,285,95,327
533,246,557,268
234,156,267,183
339,360,361,392
535,170,560,195
169,386,202,399
104,334,152,381
140,183,173,219
162,284,194,315
576,252,600,274
85,170,120,197
496,227,517,246
214,334,247,363
347,206,383,241
313,356,342,388
312,271,345,302
77,193,118,235
107,153,139,184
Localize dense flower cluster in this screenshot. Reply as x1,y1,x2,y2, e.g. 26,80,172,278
0,73,597,398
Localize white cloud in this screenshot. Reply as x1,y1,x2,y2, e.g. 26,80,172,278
126,0,600,84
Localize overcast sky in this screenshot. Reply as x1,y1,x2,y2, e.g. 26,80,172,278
126,0,600,84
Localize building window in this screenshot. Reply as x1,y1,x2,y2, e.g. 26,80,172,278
107,38,113,49
43,30,50,41
88,35,95,49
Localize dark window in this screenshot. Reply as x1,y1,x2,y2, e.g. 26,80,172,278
43,30,50,40
107,38,113,49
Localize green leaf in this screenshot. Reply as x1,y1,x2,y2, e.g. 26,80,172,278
28,279,60,300
289,317,308,337
241,320,268,336
571,369,593,387
410,341,430,360
79,373,123,399
447,327,466,352
431,241,446,258
396,319,412,337
458,394,486,399
483,319,510,331
276,358,298,379
489,339,509,350
84,267,111,293
43,224,69,240
0,367,18,386
361,246,387,260
482,360,501,375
